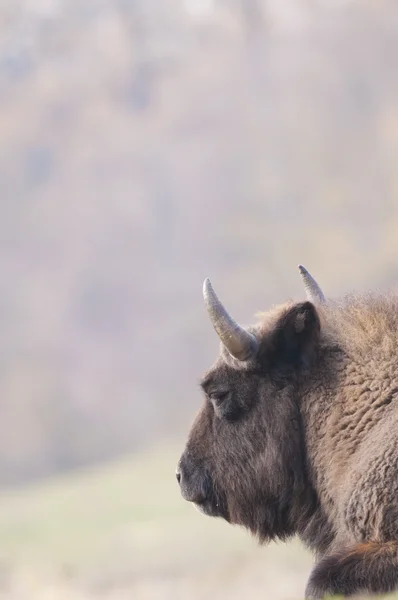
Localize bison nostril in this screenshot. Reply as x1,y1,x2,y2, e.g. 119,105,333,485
176,468,181,484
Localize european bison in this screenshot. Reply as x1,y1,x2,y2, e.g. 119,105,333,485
177,266,398,598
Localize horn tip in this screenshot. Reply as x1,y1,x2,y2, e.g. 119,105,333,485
203,277,212,295
298,264,308,274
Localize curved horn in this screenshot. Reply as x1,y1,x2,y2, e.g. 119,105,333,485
298,265,326,303
203,278,258,361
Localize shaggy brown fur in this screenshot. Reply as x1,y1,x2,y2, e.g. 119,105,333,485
177,293,398,598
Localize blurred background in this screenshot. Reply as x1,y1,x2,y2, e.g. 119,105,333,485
0,0,398,598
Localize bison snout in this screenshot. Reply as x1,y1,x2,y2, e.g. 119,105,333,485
176,455,228,520
176,457,208,504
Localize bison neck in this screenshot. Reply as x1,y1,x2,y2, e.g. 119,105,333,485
298,338,398,557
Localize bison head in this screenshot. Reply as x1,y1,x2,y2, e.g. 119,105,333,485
177,270,324,543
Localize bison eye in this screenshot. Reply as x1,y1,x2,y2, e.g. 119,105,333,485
209,391,230,406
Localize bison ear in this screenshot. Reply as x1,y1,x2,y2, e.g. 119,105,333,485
271,302,320,368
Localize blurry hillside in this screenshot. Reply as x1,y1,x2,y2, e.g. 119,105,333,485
1,0,398,484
